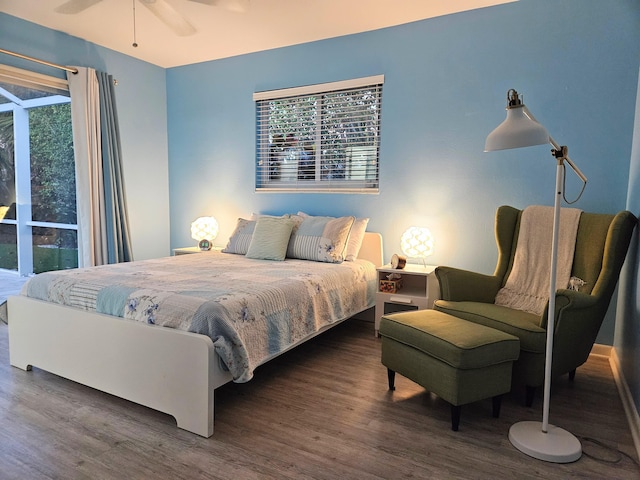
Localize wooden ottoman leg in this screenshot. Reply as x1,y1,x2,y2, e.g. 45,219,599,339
492,394,503,418
451,405,461,431
387,368,396,391
525,386,536,407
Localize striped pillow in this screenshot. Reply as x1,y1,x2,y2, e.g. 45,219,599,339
287,215,355,263
222,218,255,255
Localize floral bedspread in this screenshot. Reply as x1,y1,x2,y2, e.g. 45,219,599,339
20,252,377,382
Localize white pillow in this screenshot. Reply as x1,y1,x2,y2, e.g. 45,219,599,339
345,217,370,261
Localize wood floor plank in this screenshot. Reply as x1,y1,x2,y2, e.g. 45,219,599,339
0,319,638,479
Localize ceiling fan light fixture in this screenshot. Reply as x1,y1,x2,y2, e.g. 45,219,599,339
55,0,248,40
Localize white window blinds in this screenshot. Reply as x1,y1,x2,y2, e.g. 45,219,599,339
254,75,384,193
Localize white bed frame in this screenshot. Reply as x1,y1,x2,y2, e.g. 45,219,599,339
7,232,383,437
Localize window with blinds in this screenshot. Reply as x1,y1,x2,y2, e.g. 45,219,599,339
254,75,383,193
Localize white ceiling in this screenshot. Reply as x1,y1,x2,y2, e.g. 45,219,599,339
0,0,515,68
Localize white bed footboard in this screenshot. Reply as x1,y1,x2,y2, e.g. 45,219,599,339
7,232,383,436
8,295,232,437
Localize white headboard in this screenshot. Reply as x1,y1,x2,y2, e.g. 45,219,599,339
358,232,383,267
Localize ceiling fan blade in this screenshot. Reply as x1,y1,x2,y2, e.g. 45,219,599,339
188,0,249,13
188,0,220,5
55,0,103,14
222,0,250,13
138,0,197,36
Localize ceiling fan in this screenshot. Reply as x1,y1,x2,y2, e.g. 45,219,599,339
54,0,250,37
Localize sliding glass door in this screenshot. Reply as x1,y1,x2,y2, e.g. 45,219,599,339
0,66,77,275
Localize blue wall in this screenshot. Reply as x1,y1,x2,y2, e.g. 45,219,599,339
0,13,171,261
166,0,640,345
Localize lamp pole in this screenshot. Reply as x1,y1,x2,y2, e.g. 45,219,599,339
508,147,581,463
486,90,585,463
542,152,564,433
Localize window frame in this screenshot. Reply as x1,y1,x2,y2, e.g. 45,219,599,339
254,75,384,194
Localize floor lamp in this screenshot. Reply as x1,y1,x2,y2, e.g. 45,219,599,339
484,89,587,463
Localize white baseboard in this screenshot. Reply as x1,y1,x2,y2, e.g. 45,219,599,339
608,348,640,461
591,343,612,358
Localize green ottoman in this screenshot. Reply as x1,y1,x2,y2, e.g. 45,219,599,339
380,309,520,431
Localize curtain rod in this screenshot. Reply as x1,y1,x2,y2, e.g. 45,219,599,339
0,48,78,74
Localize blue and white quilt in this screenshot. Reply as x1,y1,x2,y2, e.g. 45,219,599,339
20,252,377,382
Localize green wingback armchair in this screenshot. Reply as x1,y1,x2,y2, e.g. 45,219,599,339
434,205,636,405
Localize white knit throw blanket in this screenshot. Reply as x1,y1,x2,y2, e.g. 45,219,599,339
494,205,582,315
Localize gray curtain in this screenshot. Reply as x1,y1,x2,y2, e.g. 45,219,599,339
97,71,133,264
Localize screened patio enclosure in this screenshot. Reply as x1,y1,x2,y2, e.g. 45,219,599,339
0,66,77,275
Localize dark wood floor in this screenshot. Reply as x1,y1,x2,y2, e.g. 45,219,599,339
0,318,638,479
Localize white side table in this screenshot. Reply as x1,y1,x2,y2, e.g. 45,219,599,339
375,263,440,336
173,246,223,255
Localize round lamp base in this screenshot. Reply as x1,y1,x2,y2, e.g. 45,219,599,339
509,421,581,463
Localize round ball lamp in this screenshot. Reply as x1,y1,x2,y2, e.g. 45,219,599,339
191,216,219,251
400,227,434,266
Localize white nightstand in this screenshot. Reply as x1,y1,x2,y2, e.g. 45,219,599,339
375,263,440,336
173,246,223,255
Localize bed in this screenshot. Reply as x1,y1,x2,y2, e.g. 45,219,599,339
6,229,382,437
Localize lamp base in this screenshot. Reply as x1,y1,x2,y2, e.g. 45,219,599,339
509,421,581,463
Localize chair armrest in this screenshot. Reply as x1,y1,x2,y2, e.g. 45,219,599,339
541,289,598,329
555,289,597,311
435,266,502,303
550,289,602,375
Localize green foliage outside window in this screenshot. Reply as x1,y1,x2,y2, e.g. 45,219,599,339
29,103,77,228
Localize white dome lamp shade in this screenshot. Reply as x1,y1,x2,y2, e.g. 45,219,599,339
484,89,550,152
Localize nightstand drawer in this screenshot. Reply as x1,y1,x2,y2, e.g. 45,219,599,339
388,295,414,305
